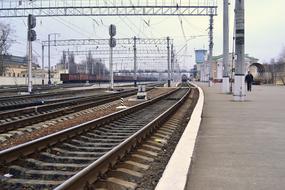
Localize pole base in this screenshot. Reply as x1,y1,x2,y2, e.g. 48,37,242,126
134,80,137,87
42,80,44,86
168,80,171,87
48,80,51,85
222,77,230,93
233,75,246,101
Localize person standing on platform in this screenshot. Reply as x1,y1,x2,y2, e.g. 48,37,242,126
245,71,254,92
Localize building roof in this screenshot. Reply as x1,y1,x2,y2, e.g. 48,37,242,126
0,54,39,67
1,55,27,65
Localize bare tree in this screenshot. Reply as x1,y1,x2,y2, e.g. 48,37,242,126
279,46,285,62
83,52,108,76
0,23,14,75
68,53,77,74
59,51,67,70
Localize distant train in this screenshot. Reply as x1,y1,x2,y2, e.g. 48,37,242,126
181,74,188,82
60,73,157,83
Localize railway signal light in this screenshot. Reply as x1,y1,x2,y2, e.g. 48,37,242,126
28,14,37,41
109,37,116,48
109,24,116,37
28,30,37,41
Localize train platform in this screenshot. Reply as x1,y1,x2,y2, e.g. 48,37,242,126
156,83,285,190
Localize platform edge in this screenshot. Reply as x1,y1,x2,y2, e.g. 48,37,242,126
155,83,204,190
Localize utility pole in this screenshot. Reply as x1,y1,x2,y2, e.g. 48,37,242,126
133,36,137,87
222,0,230,93
47,33,60,86
167,36,171,87
171,44,174,82
233,0,246,101
41,45,44,85
48,34,51,85
208,14,214,87
67,49,70,74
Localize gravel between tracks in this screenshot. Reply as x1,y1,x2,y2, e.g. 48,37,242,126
136,88,199,190
0,88,172,151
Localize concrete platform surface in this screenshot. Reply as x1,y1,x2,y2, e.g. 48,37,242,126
186,83,285,190
186,84,285,190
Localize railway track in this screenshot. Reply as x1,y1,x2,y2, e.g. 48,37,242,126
0,83,160,111
0,88,108,111
94,85,198,189
0,89,138,134
0,86,191,190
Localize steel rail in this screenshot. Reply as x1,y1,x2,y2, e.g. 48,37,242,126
0,87,179,164
55,87,190,190
0,89,138,133
0,88,100,111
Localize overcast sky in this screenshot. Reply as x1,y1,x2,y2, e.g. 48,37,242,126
2,0,285,70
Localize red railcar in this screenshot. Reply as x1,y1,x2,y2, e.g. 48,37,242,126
60,73,158,83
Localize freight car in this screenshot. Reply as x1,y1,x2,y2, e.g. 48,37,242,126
60,73,157,83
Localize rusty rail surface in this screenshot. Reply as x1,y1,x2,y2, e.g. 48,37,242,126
0,85,189,190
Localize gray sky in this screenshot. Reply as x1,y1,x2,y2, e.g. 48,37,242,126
2,0,285,70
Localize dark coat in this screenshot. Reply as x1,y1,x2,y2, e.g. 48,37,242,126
245,74,254,83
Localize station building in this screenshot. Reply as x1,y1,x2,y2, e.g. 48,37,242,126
0,55,40,77
194,51,260,82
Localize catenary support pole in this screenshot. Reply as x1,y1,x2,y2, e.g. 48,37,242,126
133,36,137,87
171,44,174,82
233,0,246,101
41,45,44,85
208,14,214,87
48,34,51,85
222,0,230,93
167,36,171,87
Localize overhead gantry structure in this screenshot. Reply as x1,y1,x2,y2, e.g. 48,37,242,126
41,37,173,86
0,0,218,87
0,0,217,17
